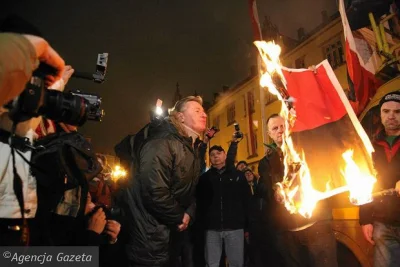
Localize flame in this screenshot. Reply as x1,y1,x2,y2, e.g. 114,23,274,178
341,150,376,205
111,165,127,181
254,40,376,217
254,41,287,99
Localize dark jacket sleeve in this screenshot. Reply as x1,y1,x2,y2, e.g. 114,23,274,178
226,141,238,169
257,156,272,201
359,203,374,225
185,199,196,223
138,138,185,225
240,174,250,231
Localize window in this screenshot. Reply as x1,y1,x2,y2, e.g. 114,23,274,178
252,130,258,151
227,102,236,125
295,56,306,68
324,38,345,69
248,91,255,114
212,115,220,129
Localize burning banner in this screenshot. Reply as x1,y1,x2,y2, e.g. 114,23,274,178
255,41,377,217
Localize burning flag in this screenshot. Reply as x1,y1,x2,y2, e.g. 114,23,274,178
255,41,377,217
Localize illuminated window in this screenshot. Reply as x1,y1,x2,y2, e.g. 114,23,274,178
227,102,236,125
248,91,255,114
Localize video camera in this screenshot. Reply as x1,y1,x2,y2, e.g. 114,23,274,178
4,53,107,126
233,123,243,139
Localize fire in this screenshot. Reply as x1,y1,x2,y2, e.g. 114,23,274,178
341,150,376,205
111,165,127,181
254,40,376,217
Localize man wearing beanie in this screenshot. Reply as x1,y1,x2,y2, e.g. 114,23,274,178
359,91,400,267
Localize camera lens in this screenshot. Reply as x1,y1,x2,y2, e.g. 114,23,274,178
40,90,89,126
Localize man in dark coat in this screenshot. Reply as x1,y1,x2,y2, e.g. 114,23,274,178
124,96,207,267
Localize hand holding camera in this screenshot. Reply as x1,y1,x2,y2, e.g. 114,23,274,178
23,34,65,87
204,126,219,143
233,123,243,141
104,220,121,243
87,207,107,234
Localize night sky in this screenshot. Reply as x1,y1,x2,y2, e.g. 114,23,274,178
1,0,337,154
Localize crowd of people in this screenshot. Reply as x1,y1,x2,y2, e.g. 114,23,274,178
0,16,400,267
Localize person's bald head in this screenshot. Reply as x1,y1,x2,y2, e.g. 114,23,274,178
267,114,285,146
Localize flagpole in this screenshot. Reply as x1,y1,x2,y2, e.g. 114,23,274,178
248,0,267,153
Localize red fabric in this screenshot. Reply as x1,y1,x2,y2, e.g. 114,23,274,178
283,64,347,132
280,62,375,190
338,0,382,116
35,119,56,139
248,0,262,40
345,40,381,115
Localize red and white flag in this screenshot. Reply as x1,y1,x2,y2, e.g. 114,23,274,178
248,0,262,41
338,0,382,116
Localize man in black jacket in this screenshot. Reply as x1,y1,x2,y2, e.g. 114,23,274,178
124,96,207,267
359,91,400,267
257,114,337,267
197,140,249,267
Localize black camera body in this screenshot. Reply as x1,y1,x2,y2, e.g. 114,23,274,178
5,63,104,126
206,126,220,139
234,123,243,139
90,204,123,220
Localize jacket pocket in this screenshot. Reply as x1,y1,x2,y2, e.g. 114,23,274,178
149,224,170,252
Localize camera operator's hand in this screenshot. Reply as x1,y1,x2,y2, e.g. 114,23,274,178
62,65,74,85
49,65,74,92
22,34,65,86
232,133,240,143
87,208,107,234
177,213,190,232
105,220,121,244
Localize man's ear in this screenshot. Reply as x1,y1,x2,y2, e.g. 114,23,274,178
177,112,184,123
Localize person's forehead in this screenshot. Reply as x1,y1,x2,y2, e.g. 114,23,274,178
185,101,202,110
268,117,284,127
381,101,400,110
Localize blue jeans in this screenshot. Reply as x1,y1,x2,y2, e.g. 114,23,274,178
205,229,244,267
373,221,400,267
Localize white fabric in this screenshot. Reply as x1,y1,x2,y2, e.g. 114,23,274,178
0,129,37,218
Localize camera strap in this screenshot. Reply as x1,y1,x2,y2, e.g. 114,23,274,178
0,129,32,152
9,123,30,245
